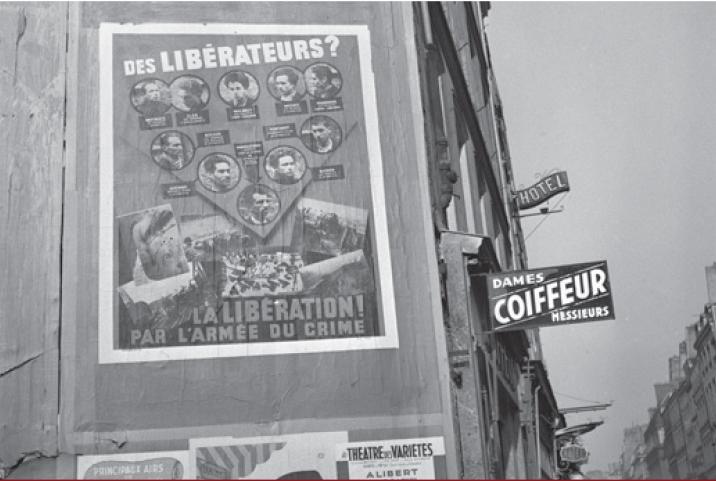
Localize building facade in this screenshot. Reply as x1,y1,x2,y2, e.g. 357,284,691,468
644,404,669,479
618,424,648,479
693,304,716,478
642,286,716,479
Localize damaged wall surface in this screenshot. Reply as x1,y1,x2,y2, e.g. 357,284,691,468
0,2,66,474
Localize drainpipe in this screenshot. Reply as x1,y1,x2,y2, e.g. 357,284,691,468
421,2,433,45
553,433,559,479
534,384,542,478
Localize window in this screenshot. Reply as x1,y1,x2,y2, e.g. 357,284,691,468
463,2,489,104
458,143,476,233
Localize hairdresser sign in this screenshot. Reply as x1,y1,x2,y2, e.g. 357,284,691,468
485,261,615,332
98,23,397,363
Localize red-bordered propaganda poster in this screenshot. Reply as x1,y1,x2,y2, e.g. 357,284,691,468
98,24,397,363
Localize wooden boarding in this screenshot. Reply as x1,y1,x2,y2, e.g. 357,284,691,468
0,2,66,468
56,3,455,476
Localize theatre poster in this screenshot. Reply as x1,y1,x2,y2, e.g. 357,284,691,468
98,23,397,363
336,437,447,479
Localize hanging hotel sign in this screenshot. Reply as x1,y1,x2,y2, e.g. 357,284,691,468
515,171,569,210
485,260,614,332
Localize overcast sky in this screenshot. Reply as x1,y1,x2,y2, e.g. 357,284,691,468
486,2,716,470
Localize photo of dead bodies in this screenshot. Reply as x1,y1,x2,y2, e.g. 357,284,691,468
222,251,304,298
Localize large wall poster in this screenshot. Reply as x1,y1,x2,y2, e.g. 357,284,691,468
98,24,397,363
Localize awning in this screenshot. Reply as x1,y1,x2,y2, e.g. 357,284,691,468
555,420,604,439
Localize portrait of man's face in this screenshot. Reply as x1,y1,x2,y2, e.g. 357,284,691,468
199,154,240,192
305,64,342,100
131,79,171,116
163,135,184,161
250,193,280,224
300,116,342,154
253,193,272,212
178,88,196,107
171,76,208,112
218,71,258,108
227,81,248,104
144,82,161,101
311,123,331,143
264,147,305,185
278,155,297,176
305,71,320,92
152,131,194,171
275,74,296,97
314,73,332,93
211,161,232,188
237,185,280,225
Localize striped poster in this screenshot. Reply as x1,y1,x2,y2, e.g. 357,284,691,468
196,443,286,479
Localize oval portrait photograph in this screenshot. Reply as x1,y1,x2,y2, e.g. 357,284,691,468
217,70,260,108
237,184,281,226
267,66,306,103
264,146,307,185
170,75,210,113
197,153,241,193
299,115,343,154
304,63,343,99
130,78,172,116
150,131,195,170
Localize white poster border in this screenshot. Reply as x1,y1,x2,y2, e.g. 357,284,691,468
98,23,398,363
